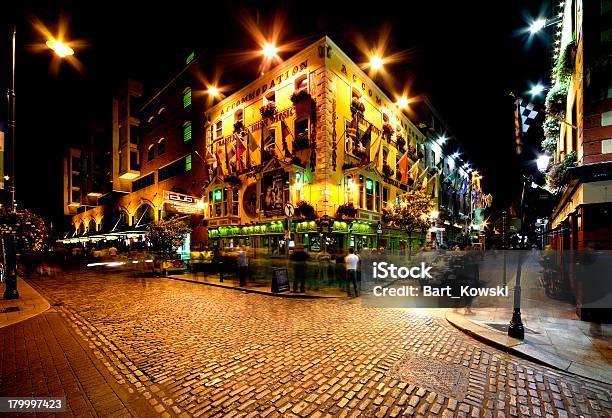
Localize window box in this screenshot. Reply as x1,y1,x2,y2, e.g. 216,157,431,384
350,97,365,115
260,102,277,119
382,123,394,140
336,202,357,219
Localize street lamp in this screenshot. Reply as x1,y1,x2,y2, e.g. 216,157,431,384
528,18,547,34
369,54,384,71
529,83,545,97
207,86,220,98
536,154,551,172
262,42,278,59
396,96,409,109
3,25,76,300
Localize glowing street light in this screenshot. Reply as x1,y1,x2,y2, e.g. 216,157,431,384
529,83,545,97
262,42,278,59
536,154,551,172
369,54,384,71
396,96,409,109
46,39,74,57
529,18,547,34
207,86,220,98
430,210,440,219
438,134,448,144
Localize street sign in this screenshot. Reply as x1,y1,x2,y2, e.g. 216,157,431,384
284,203,295,217
377,221,383,234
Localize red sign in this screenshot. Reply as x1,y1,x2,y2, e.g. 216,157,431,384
163,191,201,214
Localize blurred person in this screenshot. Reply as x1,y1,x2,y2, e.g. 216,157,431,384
345,247,359,297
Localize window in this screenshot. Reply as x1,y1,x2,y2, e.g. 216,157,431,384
130,150,140,171
215,121,223,139
295,75,308,92
365,178,374,211
130,125,140,146
147,144,155,161
129,96,140,118
185,154,192,171
382,147,389,165
71,190,80,203
358,175,364,208
232,187,239,216
295,117,309,149
157,138,166,155
185,51,195,64
183,87,192,108
209,188,228,217
71,175,81,188
375,181,381,212
183,121,192,142
382,113,389,123
157,107,167,123
132,172,155,192
234,109,244,125
158,155,191,182
71,157,81,172
382,187,389,209
352,87,361,101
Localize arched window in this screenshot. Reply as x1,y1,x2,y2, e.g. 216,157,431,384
88,219,97,233
135,204,155,227
157,138,166,155
182,87,192,108
183,121,192,142
147,144,155,161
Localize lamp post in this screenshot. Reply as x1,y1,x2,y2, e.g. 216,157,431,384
3,26,75,300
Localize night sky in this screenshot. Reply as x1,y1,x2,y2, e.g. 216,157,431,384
2,1,555,227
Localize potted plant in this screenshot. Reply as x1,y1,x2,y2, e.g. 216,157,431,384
260,101,277,119
293,132,310,151
382,123,394,141
396,135,406,152
290,89,312,105
382,163,394,177
350,97,365,115
233,121,244,133
336,202,357,219
295,200,316,220
146,217,191,276
545,81,569,116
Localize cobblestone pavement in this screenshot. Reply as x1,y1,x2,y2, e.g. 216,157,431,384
13,270,612,417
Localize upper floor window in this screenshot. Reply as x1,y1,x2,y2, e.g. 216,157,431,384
158,138,166,155
147,144,155,161
231,187,239,216
215,121,223,139
234,109,244,125
182,87,192,108
183,121,192,142
130,125,140,146
185,154,192,171
265,90,276,105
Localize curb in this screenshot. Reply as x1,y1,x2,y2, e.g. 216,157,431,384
446,313,612,385
0,277,51,329
166,275,345,299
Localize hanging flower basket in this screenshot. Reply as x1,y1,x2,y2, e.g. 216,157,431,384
290,90,312,104
295,200,316,220
541,137,557,154
546,151,576,193
233,121,244,133
382,163,394,177
336,202,357,219
382,123,395,139
293,132,310,151
554,40,576,83
260,102,277,119
350,97,365,114
545,82,569,116
543,116,561,140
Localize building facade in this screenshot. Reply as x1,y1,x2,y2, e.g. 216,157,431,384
62,37,489,252
547,0,612,250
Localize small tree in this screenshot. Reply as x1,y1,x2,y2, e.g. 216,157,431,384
383,189,434,253
146,217,191,257
0,208,49,253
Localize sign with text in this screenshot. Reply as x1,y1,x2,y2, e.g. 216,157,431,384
163,191,201,214
271,267,290,293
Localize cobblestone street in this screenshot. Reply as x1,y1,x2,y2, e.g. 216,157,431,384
2,271,610,417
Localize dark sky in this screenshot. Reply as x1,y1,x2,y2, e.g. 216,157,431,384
2,0,555,225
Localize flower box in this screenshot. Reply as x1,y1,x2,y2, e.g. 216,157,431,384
260,102,277,119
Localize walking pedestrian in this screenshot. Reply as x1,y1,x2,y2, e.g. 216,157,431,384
237,246,249,287
345,247,359,297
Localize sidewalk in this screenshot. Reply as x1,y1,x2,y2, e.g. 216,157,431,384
168,272,347,298
447,253,612,385
0,278,50,329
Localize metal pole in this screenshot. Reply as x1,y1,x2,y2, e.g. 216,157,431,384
508,178,527,339
4,25,19,299
502,210,507,286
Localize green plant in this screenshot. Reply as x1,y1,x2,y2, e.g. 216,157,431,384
382,123,394,138
554,40,576,83
233,121,244,133
295,200,316,220
543,116,561,140
259,102,277,118
541,137,557,154
383,189,434,252
545,81,569,116
336,202,357,219
546,151,577,193
146,217,191,256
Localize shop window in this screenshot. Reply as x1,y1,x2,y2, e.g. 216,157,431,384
183,121,192,142
215,121,223,139
147,144,155,161
157,138,166,155
232,187,239,216
295,75,308,93
182,87,192,108
185,154,192,171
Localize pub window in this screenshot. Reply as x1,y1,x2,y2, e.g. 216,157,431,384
182,87,192,108
183,121,192,142
365,178,374,211
210,188,227,217
157,138,166,155
382,187,389,209
344,118,363,156
358,175,364,209
295,75,308,93
215,121,223,139
147,144,155,161
265,90,276,105
185,154,192,171
232,187,239,216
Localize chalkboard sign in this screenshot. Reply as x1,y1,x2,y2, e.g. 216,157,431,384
271,267,290,293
